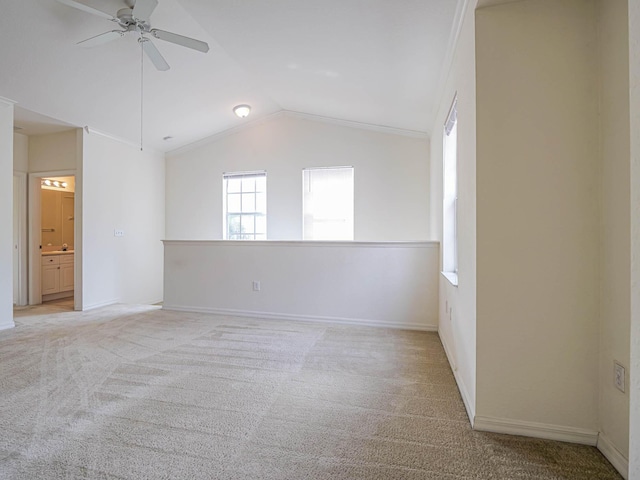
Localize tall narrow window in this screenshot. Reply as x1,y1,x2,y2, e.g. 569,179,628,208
443,96,458,283
223,171,267,240
303,167,354,240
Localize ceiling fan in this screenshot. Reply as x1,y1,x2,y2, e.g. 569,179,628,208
56,0,210,71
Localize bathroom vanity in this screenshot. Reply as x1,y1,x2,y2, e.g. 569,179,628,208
41,251,74,299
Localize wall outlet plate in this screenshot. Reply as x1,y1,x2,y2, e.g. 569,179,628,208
614,361,625,393
252,281,261,292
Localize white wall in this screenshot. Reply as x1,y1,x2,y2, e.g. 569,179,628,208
166,114,430,241
0,98,15,330
82,132,165,308
24,129,82,307
628,0,640,476
597,0,631,471
429,0,478,421
474,0,600,437
13,133,28,172
163,240,439,330
29,129,78,172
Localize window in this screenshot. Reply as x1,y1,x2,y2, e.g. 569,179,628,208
223,171,267,240
303,167,354,240
443,96,458,284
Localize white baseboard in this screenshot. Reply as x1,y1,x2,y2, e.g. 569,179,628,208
473,415,599,446
597,433,628,479
0,321,15,331
162,304,438,332
82,299,118,311
438,330,475,425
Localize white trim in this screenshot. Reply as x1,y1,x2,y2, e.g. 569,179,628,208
0,96,17,106
0,322,15,331
162,304,438,332
473,415,599,446
83,126,163,156
28,170,77,306
597,433,629,479
439,330,475,424
162,240,439,249
167,111,286,157
167,109,429,158
283,111,429,139
82,299,118,311
13,172,28,306
430,0,472,130
441,271,459,287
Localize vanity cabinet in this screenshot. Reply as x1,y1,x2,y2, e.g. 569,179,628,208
42,254,74,296
60,256,74,292
42,257,60,295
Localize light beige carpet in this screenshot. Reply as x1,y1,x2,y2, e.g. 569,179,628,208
1,304,622,479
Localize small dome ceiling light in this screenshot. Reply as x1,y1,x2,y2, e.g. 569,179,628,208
233,104,251,118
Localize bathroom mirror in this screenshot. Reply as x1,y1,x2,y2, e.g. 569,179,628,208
41,189,74,248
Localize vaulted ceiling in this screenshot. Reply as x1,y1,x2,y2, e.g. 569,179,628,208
1,0,461,152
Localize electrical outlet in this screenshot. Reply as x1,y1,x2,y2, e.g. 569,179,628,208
614,361,625,393
114,230,125,237
252,281,261,292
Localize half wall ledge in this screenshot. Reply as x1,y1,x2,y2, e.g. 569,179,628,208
162,240,440,330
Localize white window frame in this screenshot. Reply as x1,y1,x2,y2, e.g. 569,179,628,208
302,166,354,241
222,171,267,240
442,95,458,286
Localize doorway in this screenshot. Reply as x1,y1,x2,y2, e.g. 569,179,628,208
28,171,82,310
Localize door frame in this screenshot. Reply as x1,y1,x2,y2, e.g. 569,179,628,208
13,172,27,306
28,170,82,309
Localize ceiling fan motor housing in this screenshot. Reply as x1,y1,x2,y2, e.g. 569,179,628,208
116,8,150,31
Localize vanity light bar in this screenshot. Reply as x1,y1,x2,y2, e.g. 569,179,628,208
42,179,68,189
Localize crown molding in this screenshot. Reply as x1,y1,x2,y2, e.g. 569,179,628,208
166,111,286,157
0,96,17,107
282,110,429,139
167,109,428,158
83,126,163,157
429,0,472,130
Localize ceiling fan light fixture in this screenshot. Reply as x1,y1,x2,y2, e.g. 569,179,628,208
233,104,251,118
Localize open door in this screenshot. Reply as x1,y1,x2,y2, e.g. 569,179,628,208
13,173,27,306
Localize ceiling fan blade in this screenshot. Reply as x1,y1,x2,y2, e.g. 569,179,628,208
151,29,209,53
132,0,158,23
141,39,170,71
56,0,116,21
77,30,125,47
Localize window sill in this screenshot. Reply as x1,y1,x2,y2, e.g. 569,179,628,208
441,271,458,287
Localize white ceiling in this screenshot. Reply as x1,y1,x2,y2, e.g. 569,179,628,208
2,0,461,152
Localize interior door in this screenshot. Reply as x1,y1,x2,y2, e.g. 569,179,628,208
12,173,27,306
